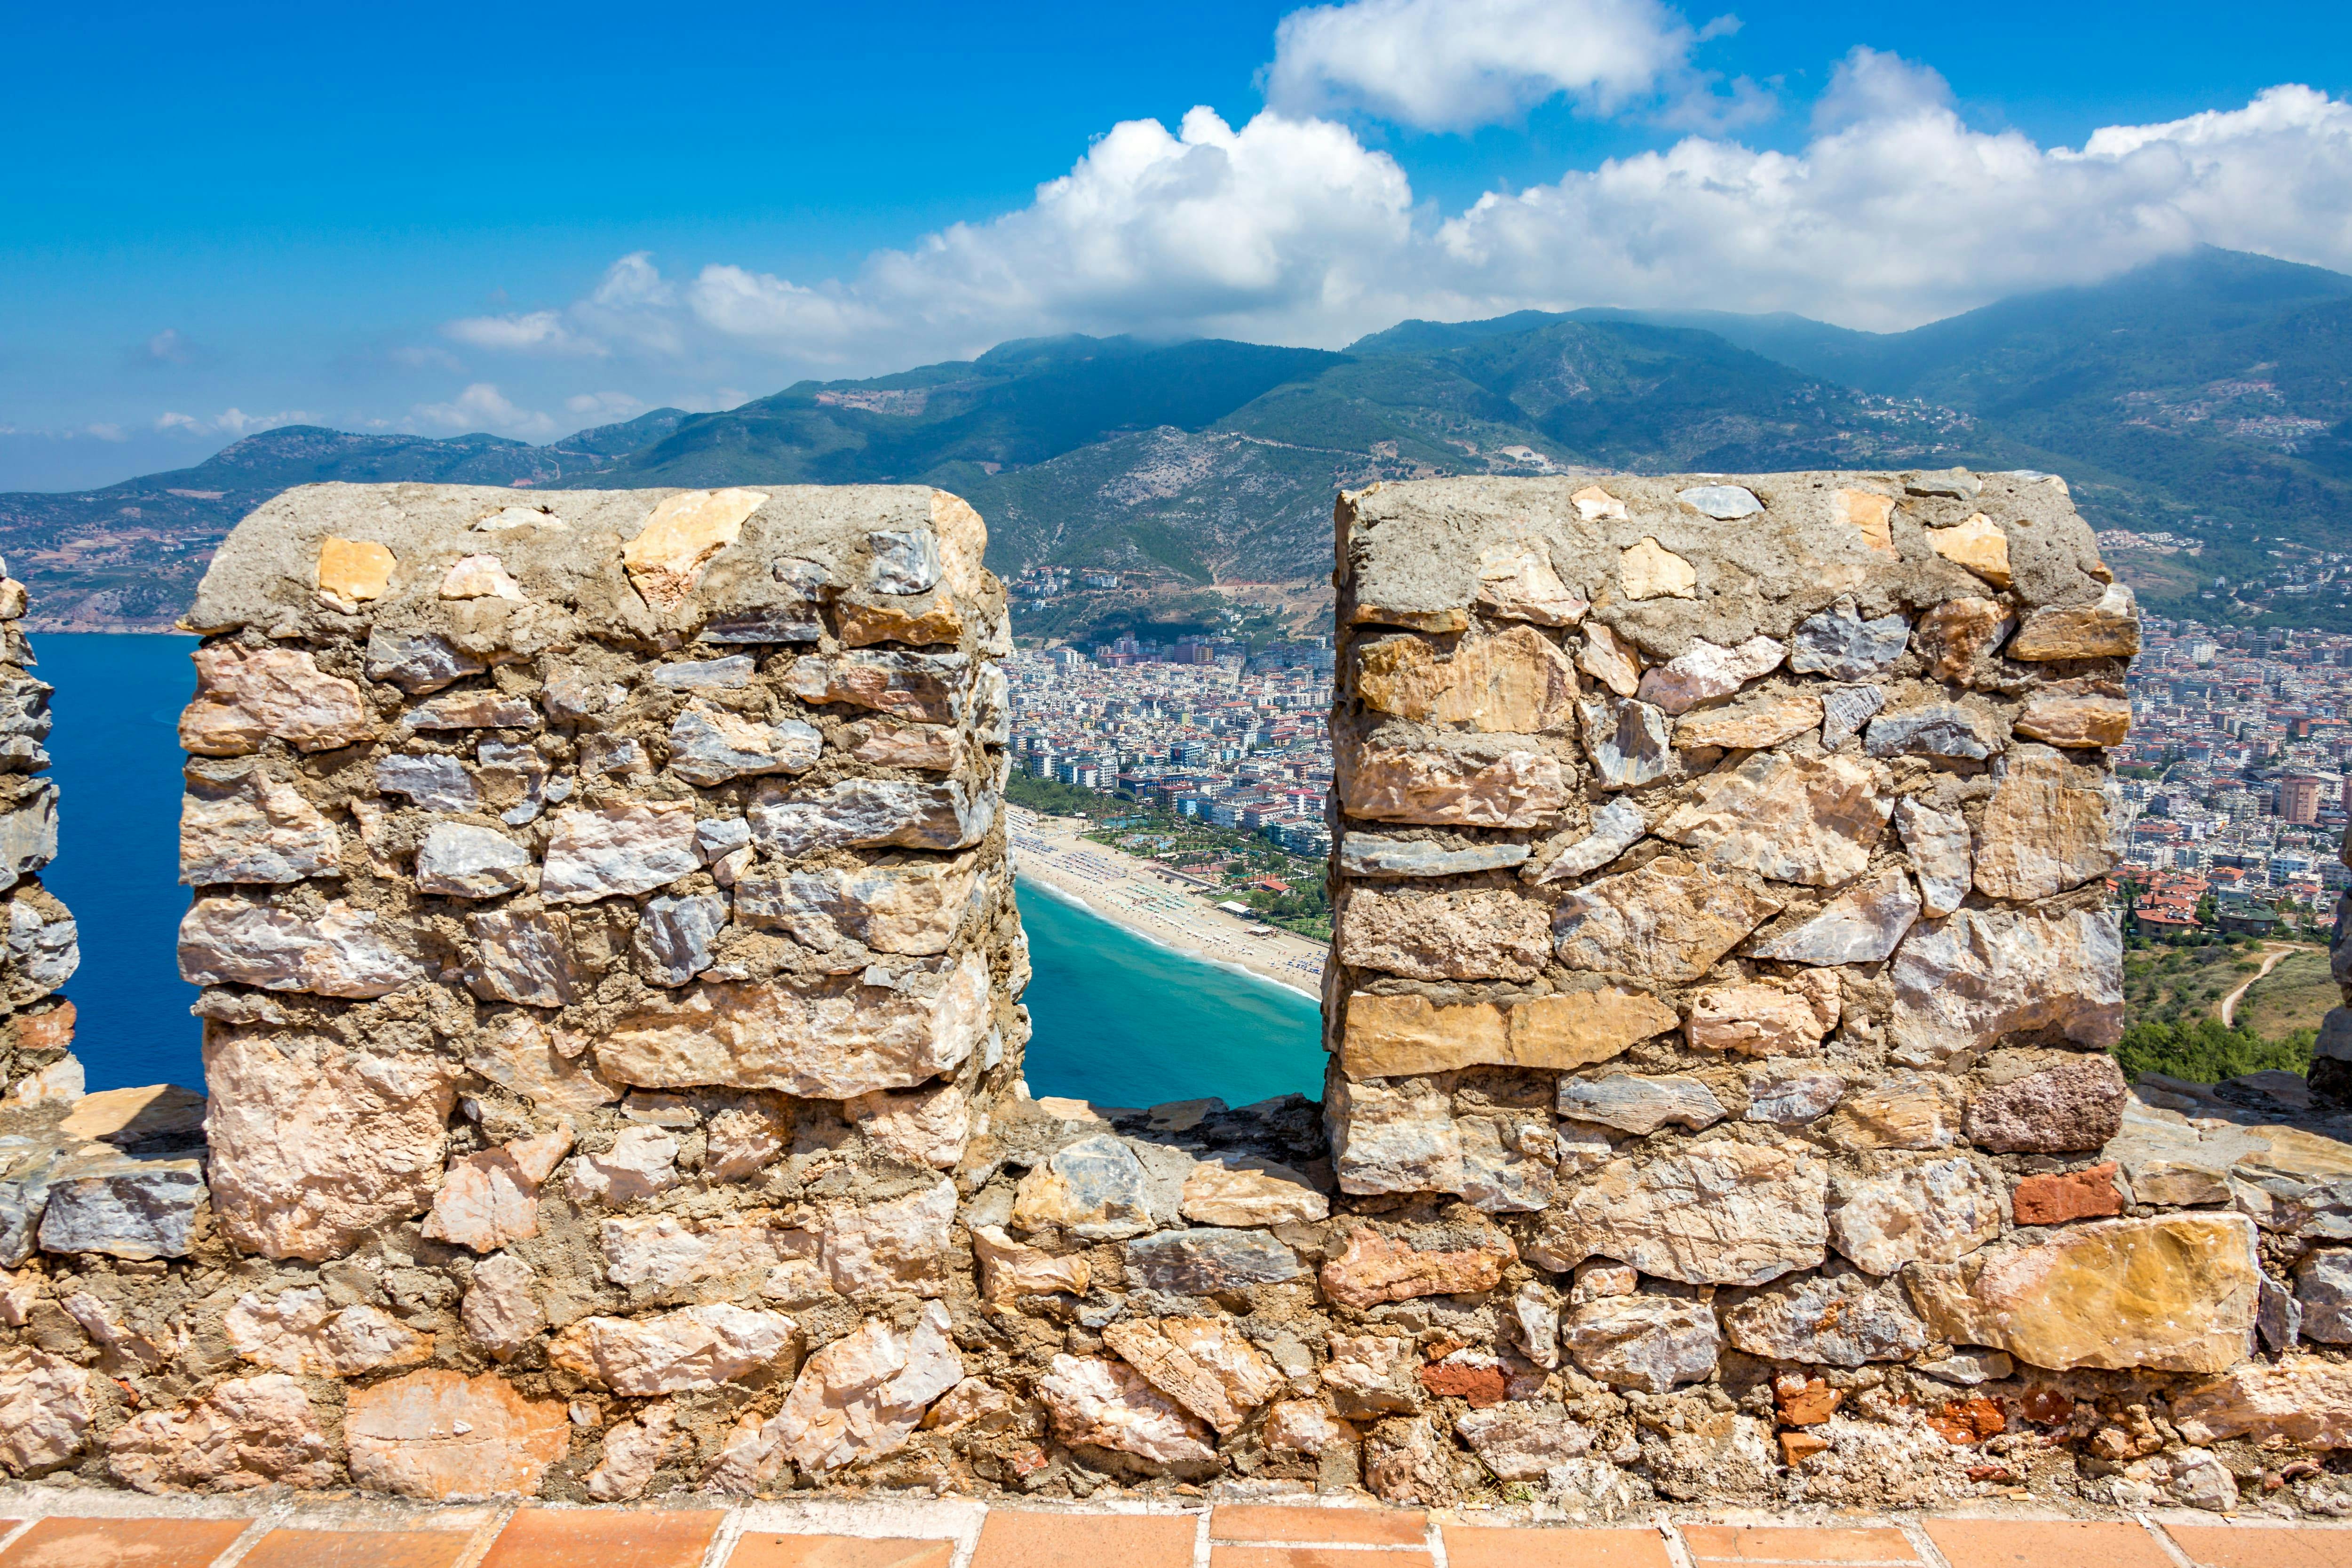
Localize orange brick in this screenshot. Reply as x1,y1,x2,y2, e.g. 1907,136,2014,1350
0,1519,253,1568
2167,1526,2352,1568
239,1530,477,1568
969,1512,1198,1568
1684,1525,1917,1564
1213,1507,1426,1546
727,1537,954,1568
480,1509,724,1568
1212,1552,1431,1568
1924,1520,2175,1568
1443,1526,1675,1568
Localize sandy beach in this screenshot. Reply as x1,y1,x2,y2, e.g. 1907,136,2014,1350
1007,805,1329,1000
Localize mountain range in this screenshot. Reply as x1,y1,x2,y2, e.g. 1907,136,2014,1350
7,245,2345,636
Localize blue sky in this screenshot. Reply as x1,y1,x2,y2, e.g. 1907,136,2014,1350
4,0,2348,491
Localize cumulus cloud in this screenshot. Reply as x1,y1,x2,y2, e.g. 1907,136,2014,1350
441,40,2352,381
157,408,310,437
444,309,607,357
1264,0,1762,131
410,384,560,440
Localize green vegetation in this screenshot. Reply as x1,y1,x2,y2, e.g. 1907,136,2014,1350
2114,1018,2313,1084
2234,948,2339,1038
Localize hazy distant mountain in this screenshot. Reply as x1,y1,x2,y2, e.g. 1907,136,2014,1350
4,247,2344,632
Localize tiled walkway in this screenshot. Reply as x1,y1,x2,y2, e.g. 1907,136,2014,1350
1,1500,2350,1568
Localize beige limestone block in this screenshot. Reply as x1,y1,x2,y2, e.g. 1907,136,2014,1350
2015,690,2131,748
1354,625,1578,734
1552,856,1783,983
549,1303,800,1394
2174,1358,2352,1449
1104,1316,1284,1433
462,1252,545,1361
839,589,964,648
203,1032,459,1261
600,1213,799,1299
440,553,524,600
583,1401,679,1502
317,536,397,602
565,1125,680,1205
1674,690,1823,751
1319,1226,1516,1309
420,1127,571,1252
1322,1332,1419,1411
973,1224,1090,1305
0,1346,89,1475
1036,1352,1216,1466
1621,537,1697,600
1181,1154,1329,1226
1474,542,1588,625
1572,485,1628,521
1972,747,2112,901
1577,622,1642,696
922,1377,1015,1434
1685,971,1840,1056
180,645,373,756
788,650,970,724
1339,986,1676,1077
1637,636,1787,715
465,910,579,1008
56,1082,204,1144
1893,798,1971,917
1337,743,1570,828
180,771,339,885
2007,583,2139,661
1823,1073,1963,1151
540,801,699,904
223,1287,433,1376
1888,905,2122,1064
1654,752,1891,888
1266,1400,1355,1457
621,487,768,609
599,948,989,1098
1906,1213,2258,1373
843,1077,971,1169
345,1369,570,1500
1529,1141,1828,1286
1832,489,1897,555
1336,883,1549,981
1928,513,2012,587
464,1012,620,1116
1828,1156,2002,1274
1913,597,2011,683
735,852,983,956
847,721,963,772
106,1373,336,1494
765,1302,963,1474
818,1178,956,1297
179,897,418,997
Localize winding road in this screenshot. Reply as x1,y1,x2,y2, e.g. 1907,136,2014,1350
2219,942,2301,1028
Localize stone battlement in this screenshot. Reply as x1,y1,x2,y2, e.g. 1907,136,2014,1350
0,473,2348,1519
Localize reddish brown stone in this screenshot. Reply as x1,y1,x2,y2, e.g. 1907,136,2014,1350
1417,1361,1509,1408
2019,1387,2075,1425
1778,1431,1830,1465
1928,1396,2006,1446
1777,1379,1843,1426
2013,1163,2125,1225
7,999,73,1053
1319,1228,1516,1310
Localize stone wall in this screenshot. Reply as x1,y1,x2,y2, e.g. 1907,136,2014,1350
5,473,2352,1517
0,555,76,1116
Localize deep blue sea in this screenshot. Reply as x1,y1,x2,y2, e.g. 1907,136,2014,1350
34,633,1327,1106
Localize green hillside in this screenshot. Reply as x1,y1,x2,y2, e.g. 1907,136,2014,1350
4,247,2347,634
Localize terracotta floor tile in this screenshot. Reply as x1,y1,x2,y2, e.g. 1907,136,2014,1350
238,1530,478,1568
1682,1525,1919,1563
2166,1527,2352,1568
969,1512,1198,1568
1211,1507,1428,1546
0,1518,253,1568
725,1537,953,1568
1443,1525,1675,1568
1209,1550,1432,1568
1923,1520,2176,1568
480,1509,725,1568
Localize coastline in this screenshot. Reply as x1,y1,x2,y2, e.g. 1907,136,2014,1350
1007,805,1328,1002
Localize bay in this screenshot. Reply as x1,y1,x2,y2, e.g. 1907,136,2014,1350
29,632,1328,1108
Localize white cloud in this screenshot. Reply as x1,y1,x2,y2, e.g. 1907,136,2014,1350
84,423,125,442
1264,0,1764,131
410,384,560,440
443,309,608,357
156,408,310,437
390,344,467,373
564,390,648,419
139,328,196,366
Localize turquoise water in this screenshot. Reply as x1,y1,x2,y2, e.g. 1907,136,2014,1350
31,632,1328,1105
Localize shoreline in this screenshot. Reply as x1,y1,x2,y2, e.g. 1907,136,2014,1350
1006,806,1327,1002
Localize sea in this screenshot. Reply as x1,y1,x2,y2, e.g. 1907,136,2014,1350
32,633,1327,1108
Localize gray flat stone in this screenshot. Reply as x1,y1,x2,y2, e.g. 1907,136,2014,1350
1579,695,1671,790
1123,1228,1301,1294
1865,704,1994,762
650,655,755,691
365,629,486,694
1557,1074,1726,1136
1341,836,1530,878
374,754,478,813
37,1151,205,1260
1788,601,1909,681
1819,685,1885,749
634,892,728,988
1677,485,1763,520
